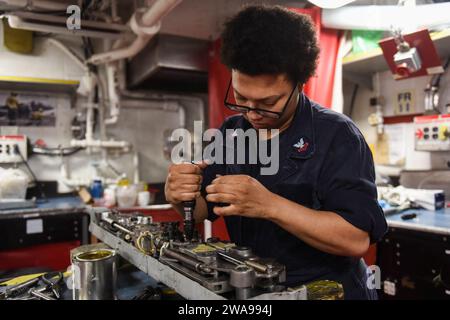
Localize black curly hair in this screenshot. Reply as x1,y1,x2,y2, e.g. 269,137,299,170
220,5,319,85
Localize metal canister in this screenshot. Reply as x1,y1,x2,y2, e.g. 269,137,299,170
71,248,117,300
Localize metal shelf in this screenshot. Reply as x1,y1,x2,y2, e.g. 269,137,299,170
342,29,450,89
0,76,79,94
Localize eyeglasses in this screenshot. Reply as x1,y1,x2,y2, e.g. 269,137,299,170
223,79,298,119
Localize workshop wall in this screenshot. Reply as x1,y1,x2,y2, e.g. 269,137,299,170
11,97,191,184
0,24,204,190
344,68,450,172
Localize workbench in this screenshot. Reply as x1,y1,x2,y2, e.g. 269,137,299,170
0,195,180,271
379,208,450,299
385,208,450,235
0,196,188,300
0,197,89,271
4,196,449,300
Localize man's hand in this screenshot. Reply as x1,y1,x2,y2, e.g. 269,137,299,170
205,175,276,219
206,174,370,257
165,162,208,205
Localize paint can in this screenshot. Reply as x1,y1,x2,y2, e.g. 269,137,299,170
71,248,117,300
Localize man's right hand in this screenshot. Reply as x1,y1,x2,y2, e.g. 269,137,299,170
165,162,208,205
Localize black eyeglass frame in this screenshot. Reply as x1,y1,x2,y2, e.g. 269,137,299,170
223,78,298,119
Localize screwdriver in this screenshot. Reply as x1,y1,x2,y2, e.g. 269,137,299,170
182,160,207,242
182,199,196,241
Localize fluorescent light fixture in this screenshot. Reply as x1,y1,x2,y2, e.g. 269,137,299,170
307,0,356,9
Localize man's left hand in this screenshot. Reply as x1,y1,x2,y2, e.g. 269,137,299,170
205,175,277,219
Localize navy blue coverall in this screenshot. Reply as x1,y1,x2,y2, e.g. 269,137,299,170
201,93,388,300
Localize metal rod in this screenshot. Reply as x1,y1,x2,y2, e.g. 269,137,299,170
102,216,133,234
216,252,268,273
216,252,242,266
29,289,56,300
4,277,40,298
244,260,268,273
164,248,203,271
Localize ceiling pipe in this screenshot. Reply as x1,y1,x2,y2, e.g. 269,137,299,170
6,12,129,39
0,0,68,11
120,98,187,129
103,62,121,125
44,38,89,73
119,89,206,128
87,0,182,65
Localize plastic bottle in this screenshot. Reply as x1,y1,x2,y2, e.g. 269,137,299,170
91,179,104,200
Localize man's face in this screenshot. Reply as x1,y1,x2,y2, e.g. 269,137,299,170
231,70,300,130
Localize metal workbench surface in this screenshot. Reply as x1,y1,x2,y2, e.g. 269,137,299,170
385,208,450,235
0,196,86,216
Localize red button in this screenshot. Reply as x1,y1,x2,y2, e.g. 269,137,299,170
415,128,424,139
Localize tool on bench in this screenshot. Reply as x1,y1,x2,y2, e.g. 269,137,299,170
182,199,196,241
182,160,202,242
0,272,63,300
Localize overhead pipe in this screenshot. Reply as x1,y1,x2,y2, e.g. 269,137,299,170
118,90,206,130
87,0,182,65
70,139,131,149
1,0,67,11
120,98,187,129
6,13,128,40
117,91,206,193
44,38,89,73
85,100,95,147
133,151,140,184
71,73,131,151
101,54,203,129
86,14,158,65
118,91,205,202
104,62,121,125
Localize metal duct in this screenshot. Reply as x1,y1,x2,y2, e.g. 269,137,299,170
127,34,209,93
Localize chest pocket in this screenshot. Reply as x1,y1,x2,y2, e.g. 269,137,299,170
272,157,322,210
275,182,315,208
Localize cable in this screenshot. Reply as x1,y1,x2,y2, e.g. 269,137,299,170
32,146,83,157
13,145,47,203
349,83,359,118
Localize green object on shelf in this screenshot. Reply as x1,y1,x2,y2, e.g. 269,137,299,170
352,30,383,54
2,18,33,54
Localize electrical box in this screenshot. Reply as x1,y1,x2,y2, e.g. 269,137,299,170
414,115,450,151
0,135,28,163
